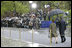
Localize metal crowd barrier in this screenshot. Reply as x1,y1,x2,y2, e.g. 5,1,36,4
1,27,53,47
1,27,35,47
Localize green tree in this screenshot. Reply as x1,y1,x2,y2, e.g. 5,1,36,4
1,1,30,18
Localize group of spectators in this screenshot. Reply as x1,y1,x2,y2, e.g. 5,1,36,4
1,9,48,29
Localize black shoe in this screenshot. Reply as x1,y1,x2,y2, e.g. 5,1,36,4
56,42,58,44
63,40,66,43
61,41,65,43
64,38,66,42
61,38,66,43
61,41,63,43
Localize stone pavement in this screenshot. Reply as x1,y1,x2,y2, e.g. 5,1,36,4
1,27,71,47
1,37,49,47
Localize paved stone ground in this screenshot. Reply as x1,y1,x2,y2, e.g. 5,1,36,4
1,37,49,47
1,27,71,47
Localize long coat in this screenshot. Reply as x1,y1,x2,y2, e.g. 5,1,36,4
58,19,66,36
49,22,58,37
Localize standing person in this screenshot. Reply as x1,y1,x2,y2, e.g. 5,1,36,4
37,9,42,20
43,11,47,20
49,19,58,44
58,17,66,43
33,16,36,29
22,16,27,28
29,14,34,29
34,16,40,29
29,21,33,29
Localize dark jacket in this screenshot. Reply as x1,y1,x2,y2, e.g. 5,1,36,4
59,19,66,36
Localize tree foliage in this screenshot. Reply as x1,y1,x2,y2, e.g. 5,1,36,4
1,1,71,18
1,1,30,17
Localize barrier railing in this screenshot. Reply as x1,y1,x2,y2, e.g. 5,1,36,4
1,27,35,47
1,27,53,47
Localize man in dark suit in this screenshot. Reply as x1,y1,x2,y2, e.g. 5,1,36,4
58,17,67,43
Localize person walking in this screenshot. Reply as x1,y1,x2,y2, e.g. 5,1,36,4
49,19,58,44
58,17,66,43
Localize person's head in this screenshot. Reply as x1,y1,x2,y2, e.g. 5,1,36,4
52,19,55,23
31,14,35,18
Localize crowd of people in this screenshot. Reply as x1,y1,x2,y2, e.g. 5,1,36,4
1,9,48,29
